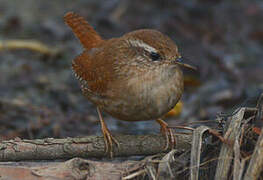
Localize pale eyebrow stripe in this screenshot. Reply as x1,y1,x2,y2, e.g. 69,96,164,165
128,39,157,53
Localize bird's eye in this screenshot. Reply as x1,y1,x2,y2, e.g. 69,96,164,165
150,52,161,61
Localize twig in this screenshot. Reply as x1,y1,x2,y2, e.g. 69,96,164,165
169,125,195,131
214,108,245,180
190,126,210,180
122,169,147,180
243,126,263,180
0,39,59,55
244,93,263,180
233,126,242,180
208,129,231,145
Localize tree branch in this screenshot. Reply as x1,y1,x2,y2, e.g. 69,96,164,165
0,134,192,161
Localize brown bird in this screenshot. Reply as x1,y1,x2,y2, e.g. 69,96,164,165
64,12,196,157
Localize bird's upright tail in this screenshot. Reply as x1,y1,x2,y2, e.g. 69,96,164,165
64,12,103,50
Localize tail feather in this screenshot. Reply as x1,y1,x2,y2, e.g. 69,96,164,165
64,12,102,50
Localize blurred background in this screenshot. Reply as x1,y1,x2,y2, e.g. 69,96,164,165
0,0,262,140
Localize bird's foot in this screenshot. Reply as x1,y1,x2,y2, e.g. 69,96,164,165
156,119,176,151
101,122,120,158
97,107,120,158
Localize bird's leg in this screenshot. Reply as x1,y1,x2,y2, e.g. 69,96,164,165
97,107,120,158
156,119,176,150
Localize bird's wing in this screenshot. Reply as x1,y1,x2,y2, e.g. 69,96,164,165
72,39,126,96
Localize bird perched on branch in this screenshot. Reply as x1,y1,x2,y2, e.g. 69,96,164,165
64,12,196,157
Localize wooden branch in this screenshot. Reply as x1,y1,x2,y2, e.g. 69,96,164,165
0,157,136,179
0,134,192,161
0,158,91,180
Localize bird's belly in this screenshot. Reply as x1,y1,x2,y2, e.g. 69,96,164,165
101,79,183,121
85,67,184,121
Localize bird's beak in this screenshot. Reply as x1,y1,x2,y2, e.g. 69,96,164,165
173,57,197,71
174,62,197,70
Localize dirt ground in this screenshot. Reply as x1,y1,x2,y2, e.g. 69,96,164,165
0,0,262,157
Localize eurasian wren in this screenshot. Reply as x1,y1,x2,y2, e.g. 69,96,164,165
64,12,196,157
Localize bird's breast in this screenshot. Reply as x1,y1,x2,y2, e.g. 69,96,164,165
100,66,184,121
